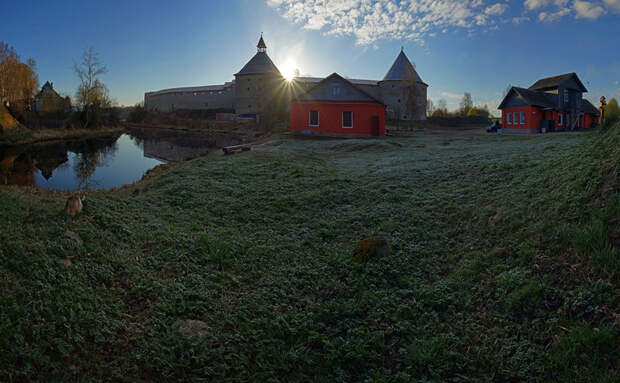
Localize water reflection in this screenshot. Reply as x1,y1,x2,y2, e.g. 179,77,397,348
0,129,241,191
130,128,241,162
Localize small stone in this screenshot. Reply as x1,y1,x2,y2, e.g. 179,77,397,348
65,196,83,217
59,258,72,267
65,230,83,245
353,236,390,263
174,319,209,338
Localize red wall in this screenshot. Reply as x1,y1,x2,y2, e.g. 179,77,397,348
290,102,386,136
582,113,599,129
501,106,541,131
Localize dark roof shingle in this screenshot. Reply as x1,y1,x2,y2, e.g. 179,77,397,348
581,99,601,115
528,72,587,92
294,73,384,104
498,86,557,109
382,50,425,84
235,52,280,76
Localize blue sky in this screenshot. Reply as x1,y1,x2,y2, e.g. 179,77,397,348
2,0,620,113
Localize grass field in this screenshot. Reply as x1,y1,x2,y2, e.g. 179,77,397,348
1,126,618,382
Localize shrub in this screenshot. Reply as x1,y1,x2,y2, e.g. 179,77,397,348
127,104,148,123
602,98,620,129
195,234,236,271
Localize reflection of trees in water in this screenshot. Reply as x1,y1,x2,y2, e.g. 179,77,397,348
1,133,127,189
129,134,146,149
0,153,35,186
33,143,69,180
70,137,119,189
128,128,241,162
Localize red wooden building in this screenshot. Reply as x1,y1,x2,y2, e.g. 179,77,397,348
498,73,600,134
290,73,386,137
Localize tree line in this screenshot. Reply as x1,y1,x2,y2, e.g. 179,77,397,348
426,92,491,118
0,42,39,106
1,41,115,128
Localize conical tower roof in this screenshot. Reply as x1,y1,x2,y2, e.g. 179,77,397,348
235,34,281,76
382,49,423,83
235,52,281,76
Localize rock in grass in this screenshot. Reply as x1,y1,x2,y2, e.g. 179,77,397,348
174,319,209,338
353,236,390,263
59,258,72,267
65,230,83,245
64,196,83,217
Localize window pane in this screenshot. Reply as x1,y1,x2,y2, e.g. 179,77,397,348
310,110,319,126
343,111,352,127
520,112,525,124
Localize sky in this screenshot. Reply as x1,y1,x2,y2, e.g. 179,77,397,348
2,0,620,113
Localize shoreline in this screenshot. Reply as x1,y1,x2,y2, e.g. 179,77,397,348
0,125,126,147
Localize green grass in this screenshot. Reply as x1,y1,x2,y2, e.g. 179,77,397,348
0,127,618,382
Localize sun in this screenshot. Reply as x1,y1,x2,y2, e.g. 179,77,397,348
281,59,298,81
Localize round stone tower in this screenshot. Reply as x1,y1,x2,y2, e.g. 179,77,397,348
234,34,286,118
379,48,428,121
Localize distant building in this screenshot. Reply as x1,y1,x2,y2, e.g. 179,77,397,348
33,81,71,115
498,73,600,134
290,73,386,137
144,35,428,121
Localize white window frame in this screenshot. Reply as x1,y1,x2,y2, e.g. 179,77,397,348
507,112,512,125
332,84,341,97
309,110,320,127
513,112,518,126
342,111,353,129
520,111,525,125
558,113,563,126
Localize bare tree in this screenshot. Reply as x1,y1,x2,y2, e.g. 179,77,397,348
426,99,434,117
459,92,473,116
74,47,108,127
437,99,447,110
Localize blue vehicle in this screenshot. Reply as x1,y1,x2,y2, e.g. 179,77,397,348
487,121,502,133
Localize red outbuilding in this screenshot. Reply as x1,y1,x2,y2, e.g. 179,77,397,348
290,73,386,137
498,73,601,134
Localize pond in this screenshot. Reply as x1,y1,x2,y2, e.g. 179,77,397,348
0,129,241,191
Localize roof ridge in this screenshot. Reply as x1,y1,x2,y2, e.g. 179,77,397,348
294,72,384,104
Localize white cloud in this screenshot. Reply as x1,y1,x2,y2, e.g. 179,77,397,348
574,0,606,19
267,0,509,45
525,0,570,10
441,91,462,99
485,3,509,15
538,7,571,21
512,16,531,23
603,0,620,13
268,0,620,45
525,0,619,22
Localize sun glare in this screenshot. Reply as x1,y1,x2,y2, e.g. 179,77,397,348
281,59,297,81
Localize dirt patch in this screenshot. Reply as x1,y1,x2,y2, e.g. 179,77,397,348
174,319,209,338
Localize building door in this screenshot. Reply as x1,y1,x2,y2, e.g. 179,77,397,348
371,116,380,136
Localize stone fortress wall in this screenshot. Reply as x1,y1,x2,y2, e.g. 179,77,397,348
144,37,428,121
144,82,235,113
